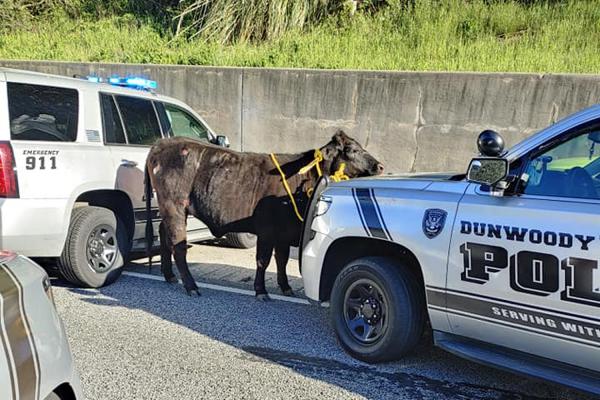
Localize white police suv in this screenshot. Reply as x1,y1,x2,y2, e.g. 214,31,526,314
0,67,251,288
300,105,600,395
0,250,83,400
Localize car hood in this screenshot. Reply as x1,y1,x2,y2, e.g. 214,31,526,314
333,171,467,191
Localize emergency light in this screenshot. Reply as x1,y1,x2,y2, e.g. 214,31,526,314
86,76,102,83
85,75,157,91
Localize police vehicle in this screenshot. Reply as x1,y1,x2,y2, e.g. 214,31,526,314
300,105,600,395
0,250,83,400
0,67,253,288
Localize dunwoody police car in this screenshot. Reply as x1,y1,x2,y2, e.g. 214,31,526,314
0,67,253,288
300,105,600,395
0,250,83,400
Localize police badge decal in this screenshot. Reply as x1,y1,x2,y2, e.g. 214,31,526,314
422,209,447,239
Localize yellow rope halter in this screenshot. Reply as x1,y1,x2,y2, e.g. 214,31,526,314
270,149,349,222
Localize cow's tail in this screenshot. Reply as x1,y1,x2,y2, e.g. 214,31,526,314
144,162,154,269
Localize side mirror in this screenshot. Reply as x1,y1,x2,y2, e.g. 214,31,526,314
477,130,505,157
467,157,508,186
216,135,230,148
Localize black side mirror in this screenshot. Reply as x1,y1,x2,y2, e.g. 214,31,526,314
467,157,508,186
216,135,230,148
477,130,505,157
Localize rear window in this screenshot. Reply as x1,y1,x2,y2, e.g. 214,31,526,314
8,82,78,142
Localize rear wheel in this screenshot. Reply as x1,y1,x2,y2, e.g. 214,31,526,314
330,256,425,363
225,232,257,249
59,206,130,287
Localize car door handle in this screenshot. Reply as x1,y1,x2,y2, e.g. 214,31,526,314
121,159,138,167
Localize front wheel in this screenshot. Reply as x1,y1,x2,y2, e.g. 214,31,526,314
330,257,425,363
59,206,130,288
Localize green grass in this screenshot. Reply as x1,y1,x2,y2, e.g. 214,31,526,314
1,0,600,73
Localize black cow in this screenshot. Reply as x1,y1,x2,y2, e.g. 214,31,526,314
145,130,383,299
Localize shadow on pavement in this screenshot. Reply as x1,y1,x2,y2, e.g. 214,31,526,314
63,274,588,400
125,261,305,296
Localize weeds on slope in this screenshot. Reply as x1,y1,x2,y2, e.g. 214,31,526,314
1,0,599,73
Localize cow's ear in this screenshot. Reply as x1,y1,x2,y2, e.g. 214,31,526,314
332,130,349,147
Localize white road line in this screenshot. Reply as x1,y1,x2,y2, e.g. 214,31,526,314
123,271,314,306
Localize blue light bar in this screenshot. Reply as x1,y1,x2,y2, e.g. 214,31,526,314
126,77,157,89
109,76,157,91
84,75,157,91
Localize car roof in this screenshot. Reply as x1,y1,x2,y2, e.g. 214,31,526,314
0,67,187,106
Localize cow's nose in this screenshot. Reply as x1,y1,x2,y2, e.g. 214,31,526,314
376,163,384,174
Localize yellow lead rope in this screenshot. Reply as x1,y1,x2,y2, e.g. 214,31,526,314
298,149,324,176
330,163,350,182
270,149,350,222
270,152,306,222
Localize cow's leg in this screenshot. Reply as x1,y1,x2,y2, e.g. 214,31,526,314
173,240,199,296
159,222,177,284
164,206,200,296
254,236,274,301
275,244,293,296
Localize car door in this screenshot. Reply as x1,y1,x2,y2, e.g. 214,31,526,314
446,120,600,372
101,93,163,245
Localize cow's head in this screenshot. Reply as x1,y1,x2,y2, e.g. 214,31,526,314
322,130,383,177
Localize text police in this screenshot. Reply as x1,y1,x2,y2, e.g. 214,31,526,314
459,220,600,308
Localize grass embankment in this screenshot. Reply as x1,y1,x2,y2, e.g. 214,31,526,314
1,0,599,73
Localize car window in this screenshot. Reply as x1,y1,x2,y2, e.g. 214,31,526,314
7,82,78,142
521,129,600,200
115,96,162,146
163,103,209,142
100,94,126,144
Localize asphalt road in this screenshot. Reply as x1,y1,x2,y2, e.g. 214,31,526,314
51,245,593,400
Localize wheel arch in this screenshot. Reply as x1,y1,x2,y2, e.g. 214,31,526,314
73,189,135,242
319,237,425,302
52,382,76,400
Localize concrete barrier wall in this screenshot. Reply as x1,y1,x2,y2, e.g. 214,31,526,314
2,60,600,173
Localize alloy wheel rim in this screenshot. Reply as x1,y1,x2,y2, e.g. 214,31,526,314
86,224,117,273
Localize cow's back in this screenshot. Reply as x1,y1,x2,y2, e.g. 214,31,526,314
149,137,300,237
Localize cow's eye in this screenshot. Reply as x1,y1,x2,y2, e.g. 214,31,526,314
344,146,356,156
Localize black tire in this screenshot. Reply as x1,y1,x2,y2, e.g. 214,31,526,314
330,256,425,363
59,206,131,288
44,392,61,400
224,232,257,249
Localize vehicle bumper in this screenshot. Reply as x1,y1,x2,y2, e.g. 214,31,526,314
4,256,84,399
0,198,69,256
301,231,333,302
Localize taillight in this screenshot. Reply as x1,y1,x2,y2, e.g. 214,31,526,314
0,142,18,198
0,250,17,263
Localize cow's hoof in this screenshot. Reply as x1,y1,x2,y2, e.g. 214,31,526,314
186,288,201,297
256,293,271,302
281,288,294,297
165,276,178,284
